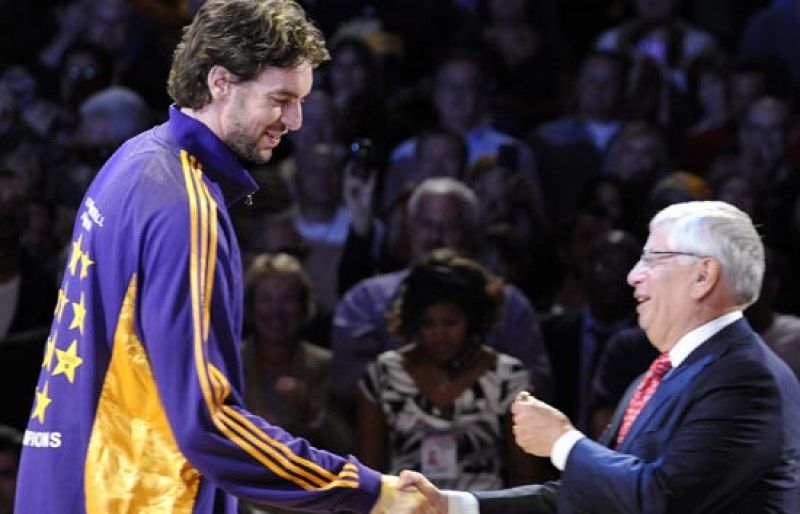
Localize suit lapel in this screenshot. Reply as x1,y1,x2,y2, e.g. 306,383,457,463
618,355,713,447
614,319,755,450
600,374,642,447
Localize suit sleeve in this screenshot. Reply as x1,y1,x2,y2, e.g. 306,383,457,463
559,358,783,513
136,172,381,513
474,482,559,514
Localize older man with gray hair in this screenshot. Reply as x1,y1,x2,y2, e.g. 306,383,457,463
398,200,800,514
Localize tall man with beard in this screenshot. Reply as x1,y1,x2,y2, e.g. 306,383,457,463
13,1,426,513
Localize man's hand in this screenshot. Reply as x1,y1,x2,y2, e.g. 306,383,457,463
370,474,440,514
393,471,447,514
512,391,573,457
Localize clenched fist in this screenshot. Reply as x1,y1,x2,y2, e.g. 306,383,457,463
511,391,573,457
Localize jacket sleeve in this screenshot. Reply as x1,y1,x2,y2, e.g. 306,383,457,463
136,172,381,513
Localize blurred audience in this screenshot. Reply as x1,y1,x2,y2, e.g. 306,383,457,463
710,96,799,255
604,121,669,234
541,229,640,431
289,141,350,310
38,0,173,108
381,127,468,212
55,86,152,208
0,425,21,514
741,0,800,88
332,177,553,420
530,50,628,228
241,253,353,453
0,170,56,347
477,0,569,129
597,0,718,85
325,37,391,156
387,50,542,205
745,248,800,378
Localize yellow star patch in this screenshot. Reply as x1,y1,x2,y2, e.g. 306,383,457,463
43,331,57,371
52,339,83,383
68,234,84,277
54,285,69,323
69,292,87,335
79,252,94,280
31,381,53,425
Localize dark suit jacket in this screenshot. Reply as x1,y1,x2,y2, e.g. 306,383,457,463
475,319,800,513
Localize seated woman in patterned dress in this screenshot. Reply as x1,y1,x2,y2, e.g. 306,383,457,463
356,248,542,490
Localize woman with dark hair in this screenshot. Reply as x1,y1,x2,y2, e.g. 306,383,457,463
357,248,540,490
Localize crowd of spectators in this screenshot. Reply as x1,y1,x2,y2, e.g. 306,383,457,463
2,0,800,497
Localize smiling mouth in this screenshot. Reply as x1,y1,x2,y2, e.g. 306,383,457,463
264,132,282,147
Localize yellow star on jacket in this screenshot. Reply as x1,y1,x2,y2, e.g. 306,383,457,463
31,381,53,425
54,285,69,323
69,292,87,335
52,340,83,383
43,331,57,371
79,252,94,280
68,234,84,277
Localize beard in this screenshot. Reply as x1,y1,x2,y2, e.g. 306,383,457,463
225,125,273,165
222,94,281,165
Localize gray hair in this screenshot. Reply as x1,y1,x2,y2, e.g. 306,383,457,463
407,177,480,228
651,201,764,307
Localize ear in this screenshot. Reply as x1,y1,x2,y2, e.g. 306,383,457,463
689,257,721,301
207,65,236,101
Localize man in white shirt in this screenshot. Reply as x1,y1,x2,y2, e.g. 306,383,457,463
395,200,800,514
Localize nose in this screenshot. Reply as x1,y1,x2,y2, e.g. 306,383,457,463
627,259,645,287
282,100,303,132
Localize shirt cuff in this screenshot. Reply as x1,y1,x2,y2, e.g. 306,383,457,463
443,490,480,514
551,429,585,471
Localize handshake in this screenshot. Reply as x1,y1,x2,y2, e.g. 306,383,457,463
368,471,447,514
368,391,573,514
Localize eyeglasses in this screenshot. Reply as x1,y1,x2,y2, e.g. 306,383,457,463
639,249,705,266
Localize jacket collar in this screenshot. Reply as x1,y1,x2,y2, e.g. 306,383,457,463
167,105,258,206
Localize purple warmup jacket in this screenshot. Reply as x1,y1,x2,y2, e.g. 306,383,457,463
14,107,381,514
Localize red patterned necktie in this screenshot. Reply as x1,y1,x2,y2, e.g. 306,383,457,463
616,352,672,446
